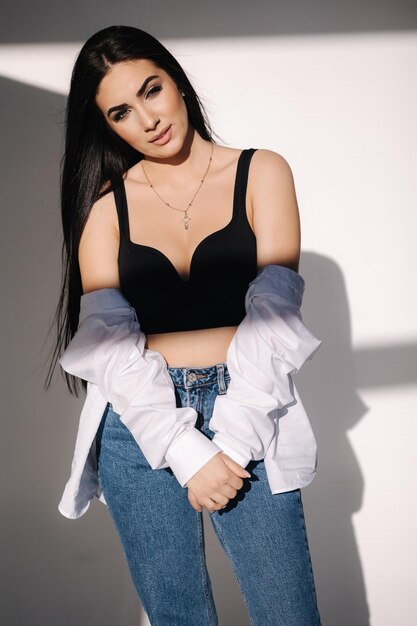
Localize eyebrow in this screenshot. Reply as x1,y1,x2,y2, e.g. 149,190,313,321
107,74,160,117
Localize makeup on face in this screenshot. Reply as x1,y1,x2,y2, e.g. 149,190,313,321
96,60,187,154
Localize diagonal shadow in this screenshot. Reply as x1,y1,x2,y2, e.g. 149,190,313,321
1,0,417,43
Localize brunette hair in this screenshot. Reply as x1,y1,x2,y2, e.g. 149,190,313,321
44,24,221,396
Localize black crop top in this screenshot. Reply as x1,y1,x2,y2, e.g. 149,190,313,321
113,147,258,334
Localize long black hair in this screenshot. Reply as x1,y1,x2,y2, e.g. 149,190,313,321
44,24,222,396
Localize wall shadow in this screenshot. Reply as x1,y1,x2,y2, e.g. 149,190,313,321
1,0,417,43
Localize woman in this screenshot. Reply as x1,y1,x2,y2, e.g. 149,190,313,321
46,25,323,625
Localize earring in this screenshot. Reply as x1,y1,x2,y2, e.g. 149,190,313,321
181,90,185,97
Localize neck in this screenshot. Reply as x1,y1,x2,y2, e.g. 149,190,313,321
141,127,214,186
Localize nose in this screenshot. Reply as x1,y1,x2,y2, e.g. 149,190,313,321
135,105,160,133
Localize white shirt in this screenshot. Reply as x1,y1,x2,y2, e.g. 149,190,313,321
58,264,322,519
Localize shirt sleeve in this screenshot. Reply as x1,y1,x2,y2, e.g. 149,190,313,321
59,288,222,487
208,265,322,468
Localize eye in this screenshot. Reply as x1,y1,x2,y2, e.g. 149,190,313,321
113,109,129,123
146,85,162,99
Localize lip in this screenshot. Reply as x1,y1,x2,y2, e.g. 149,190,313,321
150,125,172,144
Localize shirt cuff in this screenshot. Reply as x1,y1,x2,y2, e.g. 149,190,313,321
210,434,251,469
79,288,132,322
165,428,223,487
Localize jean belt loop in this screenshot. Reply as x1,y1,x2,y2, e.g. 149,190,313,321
216,363,227,394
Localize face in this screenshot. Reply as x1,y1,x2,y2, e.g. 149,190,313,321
95,58,189,158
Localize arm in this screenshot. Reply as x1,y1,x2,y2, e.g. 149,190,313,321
208,264,322,467
208,150,322,465
59,287,223,487
61,191,222,488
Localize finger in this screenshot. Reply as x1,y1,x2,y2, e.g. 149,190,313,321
187,490,203,512
187,496,200,511
221,484,238,499
204,497,217,513
224,477,245,492
212,492,229,507
214,483,238,500
203,494,229,512
220,453,251,478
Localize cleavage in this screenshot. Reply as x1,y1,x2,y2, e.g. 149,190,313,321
126,185,237,282
130,202,235,282
133,216,235,282
122,150,245,281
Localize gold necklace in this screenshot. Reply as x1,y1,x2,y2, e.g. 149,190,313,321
141,142,214,230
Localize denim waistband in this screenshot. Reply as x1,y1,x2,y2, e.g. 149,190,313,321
166,362,230,391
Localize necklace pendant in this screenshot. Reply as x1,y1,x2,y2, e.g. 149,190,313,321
182,212,191,230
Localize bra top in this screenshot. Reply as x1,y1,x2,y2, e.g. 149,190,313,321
113,148,258,334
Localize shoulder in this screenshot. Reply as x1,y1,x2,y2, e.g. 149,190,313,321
82,184,120,243
78,185,121,293
247,148,297,206
249,148,294,187
246,148,301,269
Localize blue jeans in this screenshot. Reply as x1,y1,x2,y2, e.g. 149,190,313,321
96,362,322,626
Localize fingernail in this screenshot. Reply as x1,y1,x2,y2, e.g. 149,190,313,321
244,470,251,477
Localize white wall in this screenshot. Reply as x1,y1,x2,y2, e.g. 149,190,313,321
171,32,417,625
1,29,416,626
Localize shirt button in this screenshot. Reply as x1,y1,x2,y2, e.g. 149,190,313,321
187,371,197,382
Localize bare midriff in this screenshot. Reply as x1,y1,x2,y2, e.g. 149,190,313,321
145,325,239,367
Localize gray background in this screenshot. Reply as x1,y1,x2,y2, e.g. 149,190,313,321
1,2,416,625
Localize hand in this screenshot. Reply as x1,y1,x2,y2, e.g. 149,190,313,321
187,486,227,512
186,452,251,513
